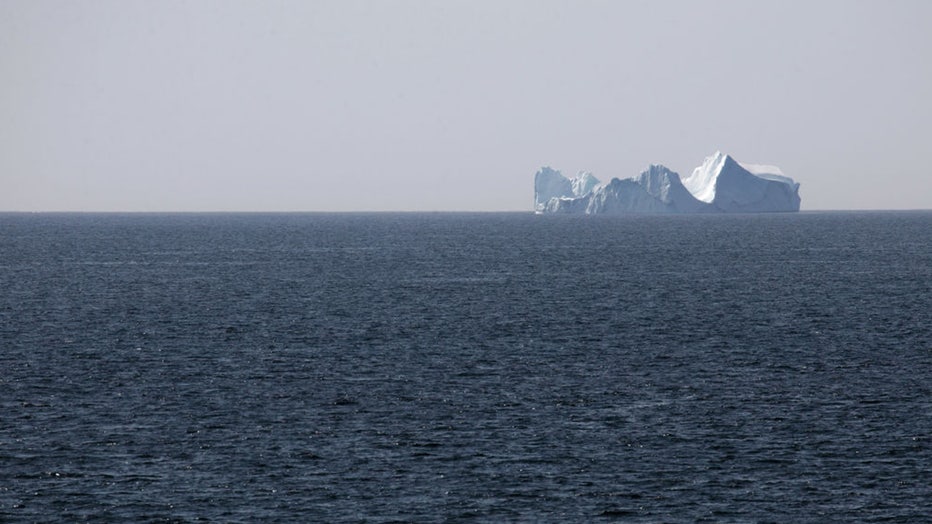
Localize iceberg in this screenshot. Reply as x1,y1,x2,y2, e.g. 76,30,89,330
534,152,801,214
534,168,599,208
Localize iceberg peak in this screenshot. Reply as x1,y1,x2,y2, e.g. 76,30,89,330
680,151,739,204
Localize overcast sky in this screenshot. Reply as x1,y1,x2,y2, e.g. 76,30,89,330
2,0,930,211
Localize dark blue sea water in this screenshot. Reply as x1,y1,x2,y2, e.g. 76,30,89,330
1,212,930,522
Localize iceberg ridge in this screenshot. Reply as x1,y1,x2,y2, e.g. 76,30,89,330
534,152,800,214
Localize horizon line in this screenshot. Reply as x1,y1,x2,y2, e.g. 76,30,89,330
2,209,931,215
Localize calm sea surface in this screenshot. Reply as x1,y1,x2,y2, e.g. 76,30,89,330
1,212,930,522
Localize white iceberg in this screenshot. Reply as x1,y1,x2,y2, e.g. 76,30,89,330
534,168,600,210
534,152,800,214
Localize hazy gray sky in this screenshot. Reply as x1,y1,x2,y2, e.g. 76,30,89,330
2,0,930,211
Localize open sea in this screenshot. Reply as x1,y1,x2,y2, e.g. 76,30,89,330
1,211,930,522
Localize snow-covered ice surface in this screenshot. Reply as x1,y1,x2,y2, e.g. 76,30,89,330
535,151,800,214
739,162,798,186
681,152,727,204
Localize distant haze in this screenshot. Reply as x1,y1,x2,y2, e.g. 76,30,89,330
2,0,930,211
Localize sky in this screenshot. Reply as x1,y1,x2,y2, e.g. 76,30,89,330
2,0,931,212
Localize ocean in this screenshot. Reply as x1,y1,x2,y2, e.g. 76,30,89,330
1,212,930,522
